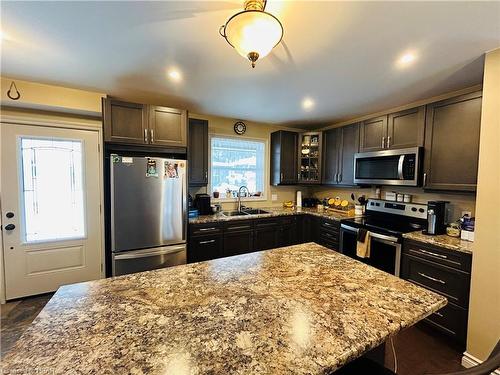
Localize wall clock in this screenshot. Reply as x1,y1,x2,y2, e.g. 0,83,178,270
234,121,247,135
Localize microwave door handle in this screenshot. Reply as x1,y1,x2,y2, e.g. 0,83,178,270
398,155,405,180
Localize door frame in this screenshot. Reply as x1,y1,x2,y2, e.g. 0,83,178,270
0,114,105,303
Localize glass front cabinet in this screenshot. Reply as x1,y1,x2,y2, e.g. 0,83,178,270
298,132,322,184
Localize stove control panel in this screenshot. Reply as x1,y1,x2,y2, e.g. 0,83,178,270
366,199,427,219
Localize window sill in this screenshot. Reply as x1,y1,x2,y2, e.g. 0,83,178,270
211,196,268,203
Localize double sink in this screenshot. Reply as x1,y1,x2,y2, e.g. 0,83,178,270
221,208,269,217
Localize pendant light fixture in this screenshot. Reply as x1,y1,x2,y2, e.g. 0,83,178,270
219,0,284,68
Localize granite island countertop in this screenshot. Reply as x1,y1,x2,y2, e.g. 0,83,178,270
403,231,474,254
190,206,357,224
2,243,446,375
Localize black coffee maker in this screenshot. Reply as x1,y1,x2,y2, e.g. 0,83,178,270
426,201,449,235
194,193,212,215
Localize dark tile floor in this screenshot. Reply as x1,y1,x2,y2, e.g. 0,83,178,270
1,294,465,374
1,293,54,358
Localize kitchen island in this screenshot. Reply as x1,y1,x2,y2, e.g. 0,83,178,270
2,243,446,375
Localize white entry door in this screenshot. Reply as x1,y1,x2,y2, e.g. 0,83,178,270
1,123,102,300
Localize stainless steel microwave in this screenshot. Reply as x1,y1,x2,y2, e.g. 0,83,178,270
353,147,423,186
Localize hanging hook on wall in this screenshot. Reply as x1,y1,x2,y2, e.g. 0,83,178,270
7,81,21,100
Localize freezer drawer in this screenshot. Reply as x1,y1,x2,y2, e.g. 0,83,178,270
112,245,186,276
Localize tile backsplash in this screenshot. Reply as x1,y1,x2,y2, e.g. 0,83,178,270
310,185,476,223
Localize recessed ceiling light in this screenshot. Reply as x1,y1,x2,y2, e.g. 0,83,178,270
396,51,417,68
167,69,182,82
302,98,315,111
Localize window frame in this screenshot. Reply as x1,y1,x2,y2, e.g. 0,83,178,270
208,133,269,203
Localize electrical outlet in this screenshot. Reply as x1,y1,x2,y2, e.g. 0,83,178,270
272,194,278,201
461,210,472,218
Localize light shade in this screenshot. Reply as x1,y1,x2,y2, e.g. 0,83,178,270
221,10,283,67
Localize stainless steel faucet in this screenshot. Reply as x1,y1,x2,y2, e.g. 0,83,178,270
238,186,250,212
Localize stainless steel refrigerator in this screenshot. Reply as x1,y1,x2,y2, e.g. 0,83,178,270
110,154,187,276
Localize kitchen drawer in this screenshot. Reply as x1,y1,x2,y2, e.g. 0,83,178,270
425,302,468,344
255,218,280,228
320,219,340,234
279,216,297,226
189,223,222,237
404,240,472,272
320,231,339,244
224,220,254,232
402,254,470,308
188,234,223,263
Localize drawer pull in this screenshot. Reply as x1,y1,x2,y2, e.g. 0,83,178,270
199,227,217,231
199,239,215,245
419,249,448,259
418,272,446,285
228,225,251,231
434,312,444,318
323,222,333,227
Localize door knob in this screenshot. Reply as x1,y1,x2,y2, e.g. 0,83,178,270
6,212,14,218
4,224,15,231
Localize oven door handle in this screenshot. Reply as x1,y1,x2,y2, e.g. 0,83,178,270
398,155,405,180
341,224,398,243
370,232,399,243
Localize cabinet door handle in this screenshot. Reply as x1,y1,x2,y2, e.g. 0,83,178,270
418,272,446,285
199,239,215,245
334,173,338,183
423,172,427,187
144,129,148,143
199,227,217,231
338,173,342,183
150,129,154,143
418,249,448,259
387,136,391,148
382,136,386,148
281,172,284,181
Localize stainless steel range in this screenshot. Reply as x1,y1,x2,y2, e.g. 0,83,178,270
340,199,427,276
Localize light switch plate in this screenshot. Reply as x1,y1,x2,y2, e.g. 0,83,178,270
272,194,278,201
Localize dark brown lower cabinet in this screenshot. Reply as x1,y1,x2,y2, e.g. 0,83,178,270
254,219,280,251
401,239,472,347
188,235,223,263
317,218,340,250
223,230,254,257
188,215,335,263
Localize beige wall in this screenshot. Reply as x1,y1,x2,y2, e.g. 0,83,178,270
1,76,104,116
189,113,309,211
466,48,500,361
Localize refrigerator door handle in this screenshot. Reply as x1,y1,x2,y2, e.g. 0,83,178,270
114,245,186,260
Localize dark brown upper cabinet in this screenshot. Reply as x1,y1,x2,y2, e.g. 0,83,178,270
360,106,425,151
387,106,425,149
298,132,322,184
322,128,341,185
148,106,187,147
188,118,208,186
103,98,148,144
360,115,387,152
322,123,359,186
270,131,298,185
103,98,187,148
423,91,482,192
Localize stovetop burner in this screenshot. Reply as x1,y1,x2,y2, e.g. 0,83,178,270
341,198,428,238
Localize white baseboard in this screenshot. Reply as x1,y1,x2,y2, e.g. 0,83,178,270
462,352,500,374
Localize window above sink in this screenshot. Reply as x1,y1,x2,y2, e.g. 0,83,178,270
209,135,268,202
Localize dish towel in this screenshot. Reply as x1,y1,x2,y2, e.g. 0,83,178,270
356,228,371,258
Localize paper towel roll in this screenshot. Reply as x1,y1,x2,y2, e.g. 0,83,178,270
296,191,302,207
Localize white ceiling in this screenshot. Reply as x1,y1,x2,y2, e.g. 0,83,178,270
1,1,499,128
